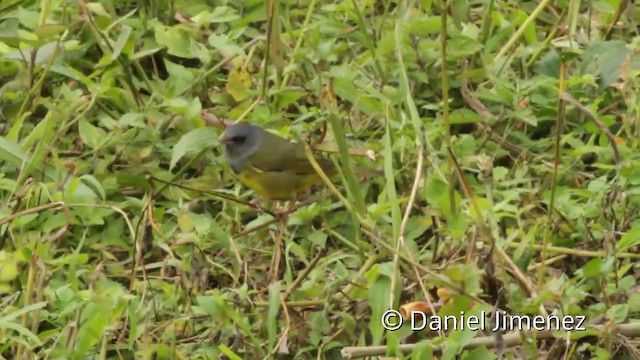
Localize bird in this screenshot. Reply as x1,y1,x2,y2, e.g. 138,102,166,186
220,123,337,201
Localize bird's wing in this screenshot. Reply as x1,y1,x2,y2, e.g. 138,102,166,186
248,132,335,175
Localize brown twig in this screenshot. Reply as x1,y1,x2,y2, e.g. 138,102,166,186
389,146,443,337
506,242,640,259
559,92,621,172
340,323,640,359
460,76,529,158
147,175,278,218
361,227,486,305
200,112,234,128
447,147,547,318
603,0,628,40
271,294,292,357
283,248,327,299
270,220,286,283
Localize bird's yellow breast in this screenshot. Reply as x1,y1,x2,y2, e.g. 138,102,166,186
236,165,322,200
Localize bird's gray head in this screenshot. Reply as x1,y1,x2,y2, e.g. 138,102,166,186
220,123,264,173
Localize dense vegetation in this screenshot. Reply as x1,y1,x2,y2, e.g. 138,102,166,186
1,0,639,359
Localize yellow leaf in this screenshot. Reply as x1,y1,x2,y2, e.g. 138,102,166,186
0,283,11,294
138,146,153,161
178,212,194,232
0,251,18,282
225,67,252,102
84,2,110,17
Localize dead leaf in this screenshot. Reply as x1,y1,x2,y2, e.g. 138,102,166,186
312,143,377,161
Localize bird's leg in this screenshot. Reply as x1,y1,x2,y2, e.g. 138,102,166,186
249,198,266,208
248,198,275,218
284,198,297,214
273,195,299,219
273,203,290,219
248,198,292,220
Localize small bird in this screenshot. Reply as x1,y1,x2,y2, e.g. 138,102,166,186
220,123,337,200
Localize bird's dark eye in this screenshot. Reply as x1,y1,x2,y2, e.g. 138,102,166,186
233,136,246,144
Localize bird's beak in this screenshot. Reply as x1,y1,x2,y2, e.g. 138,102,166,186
219,136,231,144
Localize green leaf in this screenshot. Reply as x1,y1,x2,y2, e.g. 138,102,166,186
606,304,628,324
76,298,112,354
218,344,243,360
581,41,631,92
34,24,70,40
464,346,497,360
17,7,39,29
367,265,392,345
208,33,245,55
450,108,481,124
533,50,561,78
410,342,434,359
80,175,106,201
3,42,61,65
194,6,241,24
164,97,202,119
448,35,483,59
0,135,27,168
154,24,206,60
628,293,640,313
50,64,93,84
170,127,218,170
78,119,107,149
440,298,484,360
111,24,132,60
592,1,615,13
617,225,640,254
581,258,603,279
267,281,281,351
119,112,146,128
0,302,47,322
308,230,328,247
164,59,195,97
0,320,42,346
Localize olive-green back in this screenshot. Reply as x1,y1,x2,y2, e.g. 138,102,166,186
246,130,336,176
